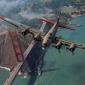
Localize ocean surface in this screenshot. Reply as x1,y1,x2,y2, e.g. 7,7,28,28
0,16,85,85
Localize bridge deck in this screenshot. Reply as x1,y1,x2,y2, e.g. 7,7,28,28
3,40,36,85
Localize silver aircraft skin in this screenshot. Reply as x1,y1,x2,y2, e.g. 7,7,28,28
0,16,85,76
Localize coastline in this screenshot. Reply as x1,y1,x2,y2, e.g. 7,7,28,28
70,13,85,19
0,66,10,71
0,65,28,78
67,14,85,26
71,14,81,18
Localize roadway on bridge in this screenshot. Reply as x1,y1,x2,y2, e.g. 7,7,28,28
3,40,36,85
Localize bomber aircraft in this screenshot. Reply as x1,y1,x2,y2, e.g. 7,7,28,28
0,16,85,77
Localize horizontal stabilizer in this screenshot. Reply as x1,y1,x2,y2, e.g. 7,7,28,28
40,17,75,30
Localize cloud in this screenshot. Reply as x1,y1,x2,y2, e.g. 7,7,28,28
0,0,57,20
0,0,28,16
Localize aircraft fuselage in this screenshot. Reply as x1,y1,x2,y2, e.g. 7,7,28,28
42,22,58,47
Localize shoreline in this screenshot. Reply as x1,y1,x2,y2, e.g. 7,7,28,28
70,14,85,19
0,65,28,77
67,14,85,26
0,66,10,71
71,14,81,18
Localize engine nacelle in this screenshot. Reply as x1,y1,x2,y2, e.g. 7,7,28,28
68,43,76,54
56,40,62,49
69,43,75,49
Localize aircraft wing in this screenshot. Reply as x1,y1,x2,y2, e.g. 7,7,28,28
0,16,41,36
53,38,85,54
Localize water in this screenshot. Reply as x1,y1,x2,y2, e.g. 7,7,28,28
0,16,85,85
